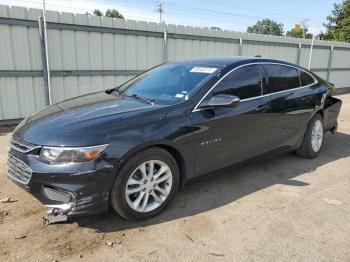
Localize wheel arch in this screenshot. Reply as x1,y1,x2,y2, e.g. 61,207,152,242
116,142,187,188
315,109,324,119
309,107,324,124
296,108,324,149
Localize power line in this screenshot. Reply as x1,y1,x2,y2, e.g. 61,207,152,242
102,0,309,25
165,2,304,21
5,0,324,33
190,0,307,20
167,9,255,28
128,1,307,30
7,0,160,22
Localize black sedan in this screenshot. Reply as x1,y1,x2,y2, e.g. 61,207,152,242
6,57,342,222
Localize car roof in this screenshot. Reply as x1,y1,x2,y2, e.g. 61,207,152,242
173,56,300,69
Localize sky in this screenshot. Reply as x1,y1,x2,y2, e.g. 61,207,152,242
0,0,343,34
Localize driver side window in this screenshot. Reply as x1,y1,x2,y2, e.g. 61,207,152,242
213,65,263,100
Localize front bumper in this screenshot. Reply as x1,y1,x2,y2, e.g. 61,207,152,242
6,146,117,217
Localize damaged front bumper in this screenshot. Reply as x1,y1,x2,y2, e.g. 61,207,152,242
6,146,117,223
44,203,74,224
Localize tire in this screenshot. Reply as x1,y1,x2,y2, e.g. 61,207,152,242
110,147,179,220
296,114,324,158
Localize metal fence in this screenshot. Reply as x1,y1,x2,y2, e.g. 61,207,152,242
0,4,350,121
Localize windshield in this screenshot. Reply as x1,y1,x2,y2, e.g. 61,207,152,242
118,63,218,104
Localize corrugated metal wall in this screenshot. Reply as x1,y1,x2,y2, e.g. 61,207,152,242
0,4,350,121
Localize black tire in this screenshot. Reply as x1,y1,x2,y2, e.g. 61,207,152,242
110,147,179,221
296,114,324,158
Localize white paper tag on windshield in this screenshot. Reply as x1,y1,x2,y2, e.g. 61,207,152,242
190,67,217,74
175,93,185,98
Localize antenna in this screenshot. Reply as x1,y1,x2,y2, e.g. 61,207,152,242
155,1,164,23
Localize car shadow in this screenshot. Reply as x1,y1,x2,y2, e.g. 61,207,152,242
75,131,350,232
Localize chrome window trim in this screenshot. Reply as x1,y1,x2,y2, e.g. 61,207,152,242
192,62,318,112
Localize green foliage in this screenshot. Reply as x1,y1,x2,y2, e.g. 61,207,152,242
247,19,284,36
105,9,124,19
286,24,313,39
92,8,124,19
210,26,222,31
324,0,350,42
93,9,103,16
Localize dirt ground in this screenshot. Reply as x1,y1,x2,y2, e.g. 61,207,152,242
0,94,349,262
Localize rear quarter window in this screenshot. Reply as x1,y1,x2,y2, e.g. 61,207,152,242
300,71,315,86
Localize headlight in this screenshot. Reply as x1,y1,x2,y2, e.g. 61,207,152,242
40,144,108,163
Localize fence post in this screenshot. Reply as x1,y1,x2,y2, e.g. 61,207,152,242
326,45,334,82
38,17,51,106
163,29,168,62
296,42,302,65
239,37,243,56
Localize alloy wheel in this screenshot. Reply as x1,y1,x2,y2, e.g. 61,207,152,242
125,160,173,212
311,119,323,152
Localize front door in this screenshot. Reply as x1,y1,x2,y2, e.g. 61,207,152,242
191,64,272,177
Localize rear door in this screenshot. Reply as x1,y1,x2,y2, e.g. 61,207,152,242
191,64,272,176
263,64,316,151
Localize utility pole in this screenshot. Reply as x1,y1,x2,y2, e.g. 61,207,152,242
308,22,316,70
155,1,164,23
300,19,309,39
42,0,52,105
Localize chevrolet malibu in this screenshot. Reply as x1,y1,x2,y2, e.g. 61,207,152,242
6,57,342,222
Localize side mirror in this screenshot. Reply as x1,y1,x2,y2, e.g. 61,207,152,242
200,94,240,108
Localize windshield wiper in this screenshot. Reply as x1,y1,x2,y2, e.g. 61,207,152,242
123,94,155,105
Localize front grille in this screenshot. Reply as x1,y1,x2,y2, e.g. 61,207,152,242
10,139,39,153
7,154,32,185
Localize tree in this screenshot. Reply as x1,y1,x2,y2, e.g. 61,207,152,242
324,0,350,42
247,19,284,36
210,26,222,31
286,24,313,39
105,9,124,19
93,9,103,16
92,8,124,19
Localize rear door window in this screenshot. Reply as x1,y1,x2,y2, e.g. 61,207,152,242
264,64,300,94
213,65,262,100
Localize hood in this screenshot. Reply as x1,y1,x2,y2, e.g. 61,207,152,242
13,92,166,146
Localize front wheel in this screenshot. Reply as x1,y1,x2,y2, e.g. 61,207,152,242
296,114,324,158
110,147,179,220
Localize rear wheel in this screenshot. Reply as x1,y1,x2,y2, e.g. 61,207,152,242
296,114,324,158
111,147,179,220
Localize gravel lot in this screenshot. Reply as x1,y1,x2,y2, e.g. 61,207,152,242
0,94,349,262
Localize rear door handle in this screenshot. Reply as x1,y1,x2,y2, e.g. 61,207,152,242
301,96,312,102
256,104,270,111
